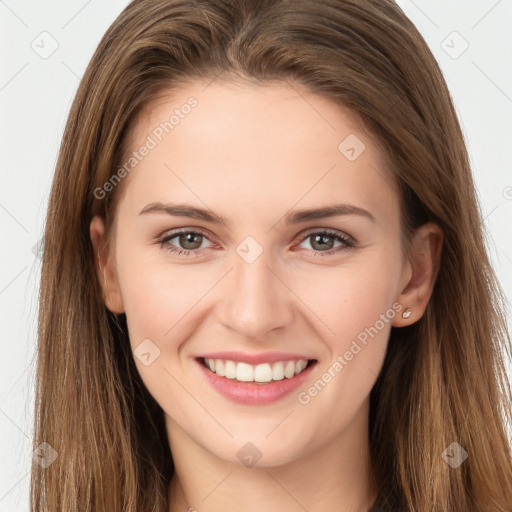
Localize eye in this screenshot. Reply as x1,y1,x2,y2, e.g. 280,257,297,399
295,229,355,256
158,229,216,256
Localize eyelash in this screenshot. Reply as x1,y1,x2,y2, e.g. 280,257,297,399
157,228,355,258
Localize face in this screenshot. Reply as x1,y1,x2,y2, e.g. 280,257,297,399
91,80,420,468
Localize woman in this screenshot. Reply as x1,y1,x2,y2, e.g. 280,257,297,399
31,0,512,510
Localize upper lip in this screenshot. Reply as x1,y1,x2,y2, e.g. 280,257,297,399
198,351,316,365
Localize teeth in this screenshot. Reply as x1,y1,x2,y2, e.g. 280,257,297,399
255,363,272,382
225,360,236,379
203,358,310,383
215,360,226,377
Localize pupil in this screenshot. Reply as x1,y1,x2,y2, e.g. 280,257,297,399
180,233,202,250
311,234,333,251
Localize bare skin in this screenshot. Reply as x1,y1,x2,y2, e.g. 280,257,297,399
90,80,442,512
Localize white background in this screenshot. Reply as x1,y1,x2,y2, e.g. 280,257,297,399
0,1,511,510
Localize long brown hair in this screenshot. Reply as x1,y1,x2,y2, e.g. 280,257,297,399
32,0,512,510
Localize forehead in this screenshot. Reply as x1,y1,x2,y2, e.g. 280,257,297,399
117,80,399,226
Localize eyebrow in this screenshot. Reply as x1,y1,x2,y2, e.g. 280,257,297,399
139,202,375,224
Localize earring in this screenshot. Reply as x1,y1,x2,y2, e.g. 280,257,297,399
402,308,412,319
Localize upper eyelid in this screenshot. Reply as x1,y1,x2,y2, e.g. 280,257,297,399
159,228,217,246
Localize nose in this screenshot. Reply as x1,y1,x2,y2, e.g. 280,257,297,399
216,248,295,339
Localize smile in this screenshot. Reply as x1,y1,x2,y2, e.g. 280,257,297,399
201,357,313,383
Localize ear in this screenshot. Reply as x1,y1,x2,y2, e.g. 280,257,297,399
89,215,125,314
392,222,443,327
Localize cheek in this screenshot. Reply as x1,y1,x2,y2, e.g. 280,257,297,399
115,252,210,412
331,270,398,342
288,252,401,409
291,252,401,346
114,246,210,348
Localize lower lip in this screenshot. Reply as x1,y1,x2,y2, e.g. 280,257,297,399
195,358,317,405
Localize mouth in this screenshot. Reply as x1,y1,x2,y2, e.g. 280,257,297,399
196,356,318,385
195,355,318,405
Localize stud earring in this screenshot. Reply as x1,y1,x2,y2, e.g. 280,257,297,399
402,308,412,319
